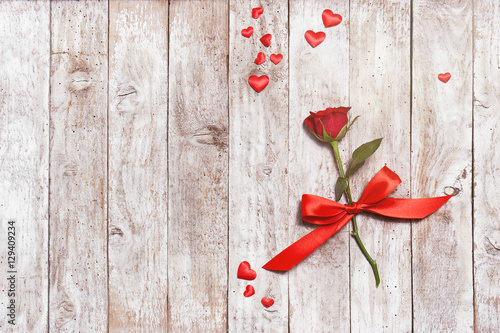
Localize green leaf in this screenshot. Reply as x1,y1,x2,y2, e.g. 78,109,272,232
347,115,360,131
334,124,348,141
321,121,334,142
346,138,383,178
335,177,347,202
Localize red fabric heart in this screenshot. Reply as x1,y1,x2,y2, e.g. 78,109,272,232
241,26,253,38
255,52,266,65
260,34,272,47
243,285,255,297
252,7,263,19
438,72,451,83
305,30,326,47
261,297,274,308
270,53,283,64
322,10,342,27
237,261,257,280
248,75,269,93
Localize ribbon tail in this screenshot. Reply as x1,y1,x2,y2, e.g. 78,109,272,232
263,215,352,271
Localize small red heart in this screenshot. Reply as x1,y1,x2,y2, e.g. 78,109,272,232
270,54,283,65
261,297,274,308
243,285,255,297
438,72,451,83
248,75,269,93
255,52,266,65
237,261,257,279
305,30,326,48
322,10,342,27
252,7,263,19
241,27,253,38
260,34,272,47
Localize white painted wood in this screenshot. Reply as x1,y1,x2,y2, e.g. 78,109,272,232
167,1,229,331
473,0,500,331
49,1,108,331
412,0,473,331
2,1,500,330
288,1,350,332
108,1,168,331
228,1,289,331
0,1,49,331
349,1,412,331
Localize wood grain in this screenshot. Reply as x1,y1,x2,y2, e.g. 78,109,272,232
2,1,500,330
228,1,289,331
167,1,229,331
473,0,500,331
349,1,412,331
287,1,350,331
0,1,50,331
108,1,168,331
49,1,108,331
412,0,473,331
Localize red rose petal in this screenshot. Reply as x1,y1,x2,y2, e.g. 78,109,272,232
304,107,350,141
322,112,348,139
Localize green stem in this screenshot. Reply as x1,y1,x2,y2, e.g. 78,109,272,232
331,141,345,178
351,216,380,287
330,141,380,288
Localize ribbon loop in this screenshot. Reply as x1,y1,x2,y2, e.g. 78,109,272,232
263,166,452,272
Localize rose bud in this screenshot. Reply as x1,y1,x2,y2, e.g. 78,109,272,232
304,107,350,142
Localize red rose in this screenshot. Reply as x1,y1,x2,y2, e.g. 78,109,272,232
304,107,350,142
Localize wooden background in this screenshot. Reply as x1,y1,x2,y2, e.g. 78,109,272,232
0,0,499,332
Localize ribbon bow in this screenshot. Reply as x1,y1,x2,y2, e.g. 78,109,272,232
263,166,452,271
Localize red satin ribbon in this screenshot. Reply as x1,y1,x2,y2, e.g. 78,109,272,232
263,166,452,271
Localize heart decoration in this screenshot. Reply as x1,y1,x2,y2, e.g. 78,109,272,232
241,27,254,38
261,297,274,308
249,75,269,93
255,52,266,65
237,261,257,279
243,285,255,297
322,9,342,27
305,30,326,48
438,72,451,83
270,53,283,65
260,34,272,47
252,7,263,19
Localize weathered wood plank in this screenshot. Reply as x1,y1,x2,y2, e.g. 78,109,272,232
228,1,289,331
288,1,350,331
0,1,50,331
349,1,412,331
108,1,168,331
412,0,473,331
167,1,229,331
49,1,108,331
473,0,500,331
